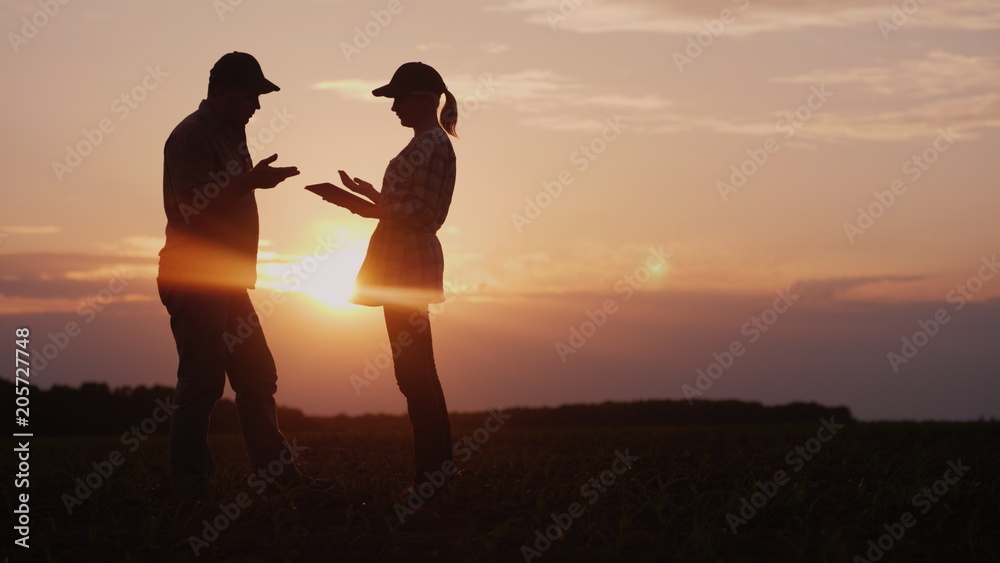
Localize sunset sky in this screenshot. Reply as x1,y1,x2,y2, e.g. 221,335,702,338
2,0,998,421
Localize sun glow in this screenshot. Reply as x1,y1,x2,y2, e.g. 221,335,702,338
257,229,370,310
296,246,368,309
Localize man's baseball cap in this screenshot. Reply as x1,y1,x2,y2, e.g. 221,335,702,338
210,52,279,94
372,62,446,98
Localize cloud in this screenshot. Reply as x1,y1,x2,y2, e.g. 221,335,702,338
774,51,1000,99
796,93,1000,141
489,0,1000,35
638,50,1000,140
466,238,1000,305
476,242,671,296
317,61,997,141
790,272,1000,305
485,69,580,112
790,276,924,301
311,68,672,133
416,42,452,51
314,49,1000,140
479,70,672,133
0,252,153,302
515,114,619,133
482,42,510,54
486,70,671,112
1,225,61,235
311,79,385,102
637,90,1000,142
98,235,166,257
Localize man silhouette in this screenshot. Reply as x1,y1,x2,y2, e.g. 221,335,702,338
157,52,301,497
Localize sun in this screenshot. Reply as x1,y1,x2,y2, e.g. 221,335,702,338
295,247,368,309
257,230,369,311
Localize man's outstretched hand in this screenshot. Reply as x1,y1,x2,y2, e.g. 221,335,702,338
249,154,299,189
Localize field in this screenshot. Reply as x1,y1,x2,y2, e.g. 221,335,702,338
6,421,999,562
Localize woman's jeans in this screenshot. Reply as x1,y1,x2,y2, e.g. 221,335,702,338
383,306,453,484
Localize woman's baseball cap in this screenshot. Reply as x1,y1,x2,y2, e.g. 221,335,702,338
372,62,446,98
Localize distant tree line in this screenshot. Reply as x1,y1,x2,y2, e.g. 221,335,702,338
3,378,853,436
3,379,312,436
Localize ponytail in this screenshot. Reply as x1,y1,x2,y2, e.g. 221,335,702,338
440,89,458,137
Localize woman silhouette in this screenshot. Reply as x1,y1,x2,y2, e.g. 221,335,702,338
315,62,458,500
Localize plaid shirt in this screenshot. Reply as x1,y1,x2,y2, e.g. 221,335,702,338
351,127,456,307
158,100,259,289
